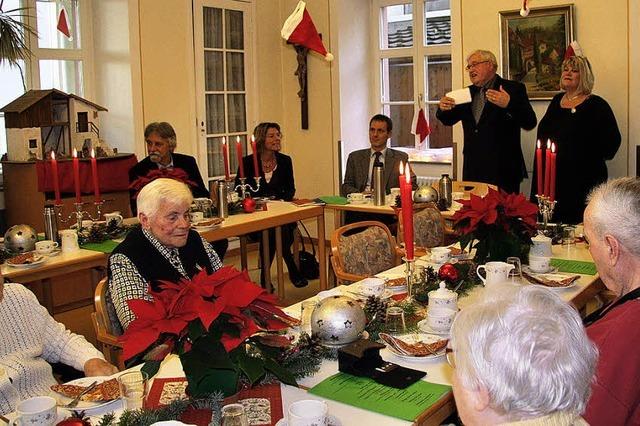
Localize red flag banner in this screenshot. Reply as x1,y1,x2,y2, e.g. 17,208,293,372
411,106,431,144
57,8,71,39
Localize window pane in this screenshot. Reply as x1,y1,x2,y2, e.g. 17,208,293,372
385,104,414,148
381,57,413,102
225,10,243,50
204,51,223,91
226,52,244,91
426,54,451,101
0,59,24,158
227,94,246,133
205,94,225,134
39,59,83,95
427,103,452,148
381,4,413,49
424,0,451,45
206,136,224,178
36,0,81,49
228,135,246,174
203,7,222,49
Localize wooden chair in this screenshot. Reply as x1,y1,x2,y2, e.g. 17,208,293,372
452,181,497,197
330,221,403,284
91,278,124,370
397,203,445,254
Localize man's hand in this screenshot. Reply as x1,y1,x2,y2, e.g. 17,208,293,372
486,85,510,108
83,358,118,376
438,96,456,111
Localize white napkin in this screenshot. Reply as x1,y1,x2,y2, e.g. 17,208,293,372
445,88,472,105
316,287,342,300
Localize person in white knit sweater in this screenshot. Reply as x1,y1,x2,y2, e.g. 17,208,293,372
0,274,118,415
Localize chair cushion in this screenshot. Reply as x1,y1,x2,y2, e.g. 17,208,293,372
338,226,395,276
414,208,444,248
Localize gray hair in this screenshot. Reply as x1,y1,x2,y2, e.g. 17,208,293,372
561,56,594,95
586,177,640,256
137,178,193,218
450,285,597,420
466,49,498,70
144,122,177,150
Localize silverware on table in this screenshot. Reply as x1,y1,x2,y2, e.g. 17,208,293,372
61,380,98,408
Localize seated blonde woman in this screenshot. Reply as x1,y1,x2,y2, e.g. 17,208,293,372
448,285,597,425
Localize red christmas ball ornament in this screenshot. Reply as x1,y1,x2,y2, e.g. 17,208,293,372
438,263,459,283
242,197,256,213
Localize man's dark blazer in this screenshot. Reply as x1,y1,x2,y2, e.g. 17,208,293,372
436,75,537,193
341,148,417,196
129,153,209,214
235,151,295,201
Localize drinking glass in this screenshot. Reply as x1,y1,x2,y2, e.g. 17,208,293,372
562,226,576,246
506,257,522,284
118,371,148,410
221,403,249,426
385,307,406,334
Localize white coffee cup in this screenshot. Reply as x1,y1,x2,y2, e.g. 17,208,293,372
35,240,59,255
430,247,451,263
104,211,123,226
358,277,385,297
12,396,57,426
347,192,365,203
427,307,457,332
189,211,204,223
476,261,515,286
60,229,80,253
528,255,552,273
287,399,328,426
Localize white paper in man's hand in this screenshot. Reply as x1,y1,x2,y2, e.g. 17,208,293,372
446,88,472,105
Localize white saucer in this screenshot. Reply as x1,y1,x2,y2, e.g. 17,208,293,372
275,414,342,426
523,265,558,275
348,199,370,205
43,248,62,257
417,319,450,336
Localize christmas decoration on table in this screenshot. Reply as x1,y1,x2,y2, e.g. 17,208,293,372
57,410,90,426
129,168,198,202
363,295,390,341
241,196,256,213
412,261,482,305
119,266,326,398
310,295,367,346
453,188,538,264
4,224,37,253
77,221,135,245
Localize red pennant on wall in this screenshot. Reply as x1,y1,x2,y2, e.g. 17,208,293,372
57,8,71,39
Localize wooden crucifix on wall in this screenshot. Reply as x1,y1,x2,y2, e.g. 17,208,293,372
293,44,310,130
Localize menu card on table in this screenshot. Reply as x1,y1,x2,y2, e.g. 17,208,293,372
308,373,451,421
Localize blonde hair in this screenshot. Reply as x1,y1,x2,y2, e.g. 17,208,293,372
561,56,594,95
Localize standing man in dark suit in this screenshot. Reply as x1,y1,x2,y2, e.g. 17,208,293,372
341,114,417,225
129,122,227,259
436,50,537,193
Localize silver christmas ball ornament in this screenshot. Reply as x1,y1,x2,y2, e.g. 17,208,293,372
4,224,38,253
311,296,367,346
413,185,439,203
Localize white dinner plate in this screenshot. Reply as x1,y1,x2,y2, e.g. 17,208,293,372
51,376,120,413
534,274,578,290
522,265,558,275
191,223,222,232
6,256,47,268
417,319,450,336
275,414,342,426
345,287,394,300
383,333,447,361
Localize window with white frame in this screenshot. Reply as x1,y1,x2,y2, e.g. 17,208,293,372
375,0,452,149
0,0,93,158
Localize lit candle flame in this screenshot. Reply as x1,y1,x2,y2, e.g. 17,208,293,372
536,139,541,149
399,160,404,175
551,142,556,153
222,136,226,145
90,148,95,158
546,139,551,149
73,148,77,158
251,135,255,143
404,163,410,184
236,136,240,143
51,151,55,160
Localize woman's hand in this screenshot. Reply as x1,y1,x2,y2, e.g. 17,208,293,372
84,358,119,376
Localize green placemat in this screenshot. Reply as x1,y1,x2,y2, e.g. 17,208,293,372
550,258,597,275
308,373,451,421
81,240,120,254
319,195,349,205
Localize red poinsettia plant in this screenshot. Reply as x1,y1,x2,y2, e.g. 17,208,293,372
129,168,198,201
452,188,538,264
119,266,300,397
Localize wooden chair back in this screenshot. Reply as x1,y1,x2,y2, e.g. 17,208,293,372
91,278,124,370
397,203,445,250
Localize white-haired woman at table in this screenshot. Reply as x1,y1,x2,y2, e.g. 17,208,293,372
448,285,597,425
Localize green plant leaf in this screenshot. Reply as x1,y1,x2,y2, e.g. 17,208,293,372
141,360,162,378
233,348,266,384
263,356,297,387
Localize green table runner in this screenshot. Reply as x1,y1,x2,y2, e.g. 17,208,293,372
308,373,451,421
319,195,349,205
550,258,597,275
81,240,120,254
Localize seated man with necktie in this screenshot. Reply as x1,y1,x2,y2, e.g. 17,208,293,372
129,121,227,259
107,178,223,331
341,114,416,224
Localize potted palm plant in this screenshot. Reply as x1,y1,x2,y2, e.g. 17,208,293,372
0,1,36,87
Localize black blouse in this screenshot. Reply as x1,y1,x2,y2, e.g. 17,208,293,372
235,151,295,201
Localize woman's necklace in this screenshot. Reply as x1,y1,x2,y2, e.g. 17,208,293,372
564,92,584,114
261,157,276,173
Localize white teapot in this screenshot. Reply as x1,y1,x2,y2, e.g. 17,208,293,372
428,281,458,310
476,261,515,287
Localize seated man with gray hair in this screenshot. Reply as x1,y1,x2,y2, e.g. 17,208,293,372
449,285,597,425
108,178,223,330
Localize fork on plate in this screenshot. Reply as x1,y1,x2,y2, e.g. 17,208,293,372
61,381,98,409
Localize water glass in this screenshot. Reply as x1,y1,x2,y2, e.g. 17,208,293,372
300,300,317,334
563,226,576,246
506,257,522,283
118,371,148,410
385,307,406,334
221,403,249,426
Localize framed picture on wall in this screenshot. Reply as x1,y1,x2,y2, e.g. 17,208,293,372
499,5,574,100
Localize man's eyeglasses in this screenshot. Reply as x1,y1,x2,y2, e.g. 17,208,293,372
446,346,456,369
465,60,489,71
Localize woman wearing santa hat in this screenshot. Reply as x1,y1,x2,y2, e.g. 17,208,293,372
530,50,620,224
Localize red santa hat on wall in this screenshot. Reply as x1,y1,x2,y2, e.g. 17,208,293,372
564,40,583,59
281,1,333,61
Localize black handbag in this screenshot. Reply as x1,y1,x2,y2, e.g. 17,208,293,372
297,221,320,280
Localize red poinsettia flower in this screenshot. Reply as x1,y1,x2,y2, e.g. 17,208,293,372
501,191,538,227
453,188,502,234
129,167,199,200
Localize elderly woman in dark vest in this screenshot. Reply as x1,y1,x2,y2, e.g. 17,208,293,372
108,178,223,330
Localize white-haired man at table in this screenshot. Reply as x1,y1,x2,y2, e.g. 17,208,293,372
0,272,118,415
449,284,597,425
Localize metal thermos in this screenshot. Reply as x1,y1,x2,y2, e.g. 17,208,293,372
216,180,229,218
43,204,59,243
438,174,453,208
373,164,385,206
